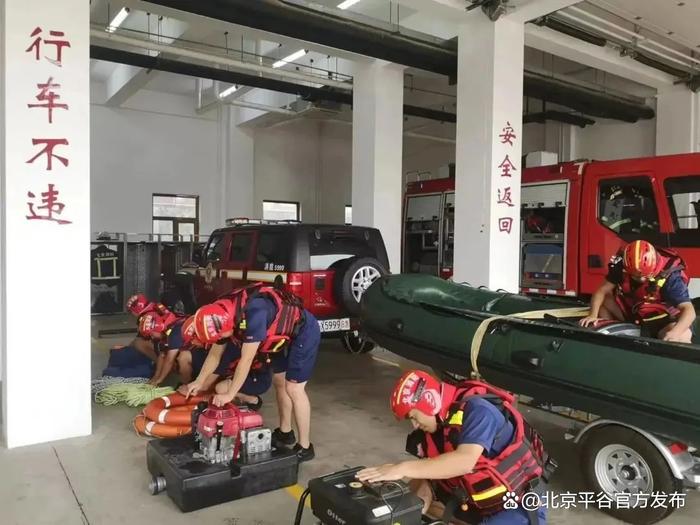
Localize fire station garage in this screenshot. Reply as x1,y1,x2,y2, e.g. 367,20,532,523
2,0,700,524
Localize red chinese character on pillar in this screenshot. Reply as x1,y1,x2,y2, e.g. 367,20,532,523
498,217,514,234
25,27,71,67
26,138,69,170
498,155,516,177
497,187,515,207
27,77,69,124
26,184,72,225
499,121,517,146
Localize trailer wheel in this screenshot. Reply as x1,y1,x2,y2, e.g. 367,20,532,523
341,330,375,354
580,426,681,525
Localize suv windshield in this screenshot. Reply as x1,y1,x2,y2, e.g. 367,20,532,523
665,176,700,230
204,233,225,262
309,228,377,270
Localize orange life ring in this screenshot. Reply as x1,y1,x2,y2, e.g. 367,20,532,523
142,392,208,426
133,415,191,438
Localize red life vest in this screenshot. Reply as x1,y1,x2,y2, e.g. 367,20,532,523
222,283,304,354
615,248,690,324
415,381,549,516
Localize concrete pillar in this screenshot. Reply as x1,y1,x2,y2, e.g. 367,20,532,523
218,105,255,223
351,60,404,272
656,86,700,155
1,0,91,447
453,15,525,291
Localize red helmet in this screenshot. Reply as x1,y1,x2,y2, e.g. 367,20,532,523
390,370,443,419
138,313,166,340
622,240,658,278
127,294,154,316
193,300,234,344
180,316,200,348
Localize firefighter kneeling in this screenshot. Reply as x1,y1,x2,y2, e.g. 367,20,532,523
580,240,696,342
357,371,554,525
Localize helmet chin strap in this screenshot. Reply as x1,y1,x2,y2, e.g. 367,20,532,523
438,382,457,419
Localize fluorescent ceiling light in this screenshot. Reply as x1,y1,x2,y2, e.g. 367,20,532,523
107,7,130,33
219,85,239,99
337,0,362,9
272,49,308,68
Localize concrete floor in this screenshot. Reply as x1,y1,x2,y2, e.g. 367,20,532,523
1,314,699,524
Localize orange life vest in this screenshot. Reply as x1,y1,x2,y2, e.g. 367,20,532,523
412,381,550,516
615,248,689,323
222,283,304,354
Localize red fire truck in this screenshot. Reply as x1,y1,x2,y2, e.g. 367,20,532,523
403,153,700,301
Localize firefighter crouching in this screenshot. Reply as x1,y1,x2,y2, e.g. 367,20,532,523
579,240,696,342
357,370,554,525
183,283,320,462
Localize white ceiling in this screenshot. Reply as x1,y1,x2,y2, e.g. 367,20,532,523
590,0,700,49
88,0,690,110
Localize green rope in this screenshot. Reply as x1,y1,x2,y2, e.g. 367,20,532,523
94,384,175,407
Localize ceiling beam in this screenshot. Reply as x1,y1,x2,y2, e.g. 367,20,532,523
102,17,189,106
525,24,676,90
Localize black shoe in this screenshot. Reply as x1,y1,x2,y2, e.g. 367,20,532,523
293,443,315,462
244,396,263,411
272,428,296,449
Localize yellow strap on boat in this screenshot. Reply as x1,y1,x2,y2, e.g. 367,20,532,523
470,307,590,379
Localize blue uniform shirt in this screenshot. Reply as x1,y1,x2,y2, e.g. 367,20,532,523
457,397,514,456
243,297,277,343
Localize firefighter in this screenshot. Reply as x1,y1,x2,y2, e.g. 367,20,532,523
183,284,320,462
138,306,186,386
176,318,270,410
126,293,158,361
579,240,696,342
357,370,551,525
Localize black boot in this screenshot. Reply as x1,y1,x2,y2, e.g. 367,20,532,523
293,443,315,462
272,427,296,449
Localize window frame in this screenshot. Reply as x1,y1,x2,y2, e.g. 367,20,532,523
152,193,200,240
262,200,300,222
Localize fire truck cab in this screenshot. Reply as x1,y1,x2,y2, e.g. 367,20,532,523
403,153,700,300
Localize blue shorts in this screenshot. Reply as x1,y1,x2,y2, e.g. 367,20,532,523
239,367,273,396
190,346,237,377
270,312,321,383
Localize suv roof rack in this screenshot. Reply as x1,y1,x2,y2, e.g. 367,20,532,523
224,217,302,227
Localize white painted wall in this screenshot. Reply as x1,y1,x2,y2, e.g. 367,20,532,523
253,119,322,222
576,118,657,161
91,87,221,235
319,121,352,224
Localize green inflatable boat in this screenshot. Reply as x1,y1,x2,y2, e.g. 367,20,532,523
361,274,700,446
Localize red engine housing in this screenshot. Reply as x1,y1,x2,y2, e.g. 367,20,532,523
196,403,263,440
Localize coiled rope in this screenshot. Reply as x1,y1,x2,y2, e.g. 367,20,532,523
93,380,175,407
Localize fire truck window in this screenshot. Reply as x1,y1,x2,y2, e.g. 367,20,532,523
664,176,700,230
204,233,225,262
598,178,659,236
229,234,253,263
254,232,290,271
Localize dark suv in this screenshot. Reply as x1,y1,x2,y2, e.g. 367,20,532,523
171,220,390,353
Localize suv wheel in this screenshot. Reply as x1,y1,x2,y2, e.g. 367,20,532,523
341,331,375,354
334,257,387,316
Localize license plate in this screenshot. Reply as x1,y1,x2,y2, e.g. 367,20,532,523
318,318,350,333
